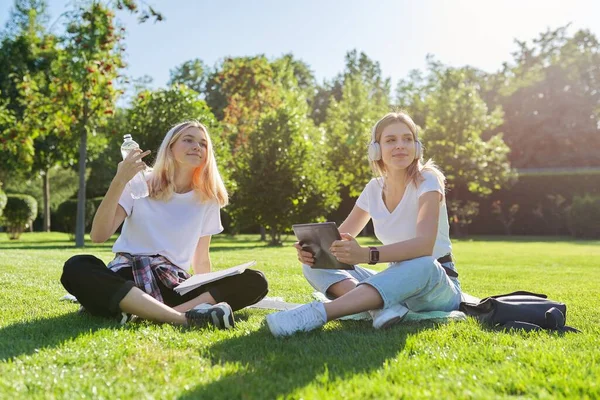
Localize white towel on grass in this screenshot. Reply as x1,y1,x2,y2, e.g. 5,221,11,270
311,292,467,322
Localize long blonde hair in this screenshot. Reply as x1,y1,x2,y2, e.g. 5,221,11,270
369,111,445,193
148,120,228,206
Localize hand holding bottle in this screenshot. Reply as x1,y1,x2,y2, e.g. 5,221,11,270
120,134,150,199
114,148,151,187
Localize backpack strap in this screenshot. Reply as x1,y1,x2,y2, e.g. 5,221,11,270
490,291,547,299
501,321,544,332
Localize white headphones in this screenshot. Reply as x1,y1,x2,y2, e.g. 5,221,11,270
367,122,422,162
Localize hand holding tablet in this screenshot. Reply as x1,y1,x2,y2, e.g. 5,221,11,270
292,222,355,270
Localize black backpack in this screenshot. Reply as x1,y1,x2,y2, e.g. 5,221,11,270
459,291,580,333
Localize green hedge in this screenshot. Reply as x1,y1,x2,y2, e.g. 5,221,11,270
330,172,600,237
54,198,99,239
466,172,600,236
568,195,600,238
2,194,38,239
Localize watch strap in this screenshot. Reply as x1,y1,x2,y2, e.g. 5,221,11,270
368,246,379,265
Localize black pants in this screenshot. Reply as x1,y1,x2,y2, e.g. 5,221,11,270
61,255,269,319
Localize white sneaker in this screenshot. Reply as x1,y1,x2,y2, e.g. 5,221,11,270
370,303,409,329
266,302,327,337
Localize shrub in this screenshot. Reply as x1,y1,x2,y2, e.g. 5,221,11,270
568,195,600,239
55,198,97,240
2,194,38,239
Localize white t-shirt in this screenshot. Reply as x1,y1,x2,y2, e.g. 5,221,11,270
112,183,223,270
355,171,452,259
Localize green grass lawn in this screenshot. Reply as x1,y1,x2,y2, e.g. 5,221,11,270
1,233,599,399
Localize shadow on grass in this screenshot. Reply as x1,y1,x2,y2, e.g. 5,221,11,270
0,308,261,363
0,244,115,250
179,321,438,400
0,234,274,251
0,312,126,361
0,244,267,252
454,235,599,245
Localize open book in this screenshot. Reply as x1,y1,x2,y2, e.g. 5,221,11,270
174,261,256,295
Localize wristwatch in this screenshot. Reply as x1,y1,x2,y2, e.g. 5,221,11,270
368,246,379,265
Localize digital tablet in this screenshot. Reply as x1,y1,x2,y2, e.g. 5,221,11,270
292,222,354,270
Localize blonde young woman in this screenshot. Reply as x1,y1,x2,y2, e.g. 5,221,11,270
61,121,268,329
267,112,461,337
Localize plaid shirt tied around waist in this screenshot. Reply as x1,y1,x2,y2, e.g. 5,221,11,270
107,253,191,303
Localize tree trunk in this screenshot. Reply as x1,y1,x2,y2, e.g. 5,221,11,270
75,6,96,247
269,226,281,246
42,168,50,232
75,124,88,247
259,226,266,241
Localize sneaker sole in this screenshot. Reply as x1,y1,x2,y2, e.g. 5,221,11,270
373,307,409,330
211,303,235,329
187,303,235,330
265,313,279,336
266,313,287,337
377,314,407,329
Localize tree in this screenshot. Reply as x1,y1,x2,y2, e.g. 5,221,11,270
204,55,319,238
314,50,390,127
310,79,343,126
418,64,514,235
2,165,80,226
114,0,163,23
396,56,489,128
0,0,66,231
205,56,283,152
2,0,49,38
0,93,14,135
54,1,125,246
127,84,230,177
9,56,109,232
485,26,600,168
323,51,391,198
168,58,208,94
0,0,49,118
271,53,317,99
395,69,427,125
56,0,162,246
491,200,520,235
232,91,340,245
0,92,21,176
88,85,229,199
0,0,162,239
342,50,390,106
0,0,49,178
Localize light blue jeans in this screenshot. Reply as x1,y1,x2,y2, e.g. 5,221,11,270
302,256,462,312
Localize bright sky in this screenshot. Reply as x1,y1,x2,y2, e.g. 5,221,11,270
1,0,599,92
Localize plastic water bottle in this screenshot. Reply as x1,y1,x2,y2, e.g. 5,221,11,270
120,134,149,199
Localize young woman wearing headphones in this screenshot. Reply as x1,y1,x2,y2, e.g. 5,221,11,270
267,112,461,337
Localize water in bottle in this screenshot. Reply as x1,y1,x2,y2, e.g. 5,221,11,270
120,134,149,199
